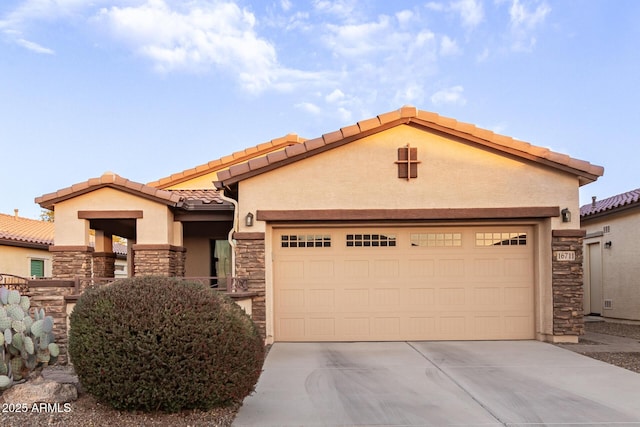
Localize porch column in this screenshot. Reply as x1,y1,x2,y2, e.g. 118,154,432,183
234,232,266,338
93,230,116,278
132,244,186,277
49,246,93,280
552,229,586,340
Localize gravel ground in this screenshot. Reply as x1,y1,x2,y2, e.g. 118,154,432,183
2,322,640,426
580,320,640,374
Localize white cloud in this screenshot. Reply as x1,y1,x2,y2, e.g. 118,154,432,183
324,15,395,57
295,101,322,115
430,86,467,106
396,10,414,26
425,2,445,11
394,83,426,105
95,1,283,92
312,0,358,21
325,89,345,103
508,0,551,51
440,35,461,56
16,37,54,54
280,0,293,12
450,0,484,29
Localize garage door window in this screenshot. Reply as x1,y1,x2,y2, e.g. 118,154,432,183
411,233,462,247
475,232,527,246
281,235,331,248
346,233,396,247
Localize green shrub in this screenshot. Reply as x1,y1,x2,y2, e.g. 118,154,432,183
0,286,59,389
68,276,264,412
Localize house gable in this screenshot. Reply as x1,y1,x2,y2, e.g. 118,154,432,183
216,106,604,189
235,124,587,225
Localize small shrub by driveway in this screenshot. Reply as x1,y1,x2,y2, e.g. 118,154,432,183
68,276,264,413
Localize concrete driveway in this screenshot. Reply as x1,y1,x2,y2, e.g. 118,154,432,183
233,341,640,426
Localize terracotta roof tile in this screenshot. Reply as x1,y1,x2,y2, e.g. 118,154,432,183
581,188,640,218
340,124,361,138
322,130,344,144
215,106,604,187
266,150,288,163
169,189,228,205
0,213,54,246
357,116,382,132
36,172,183,210
248,156,269,171
303,137,325,151
147,134,304,189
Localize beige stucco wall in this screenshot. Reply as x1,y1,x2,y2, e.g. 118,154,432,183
234,125,583,343
583,209,640,321
237,125,579,234
0,245,53,278
54,187,179,246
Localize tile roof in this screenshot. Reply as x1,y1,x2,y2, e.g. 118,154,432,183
580,188,640,218
36,172,184,210
148,134,305,189
215,106,605,188
0,212,129,255
0,212,54,247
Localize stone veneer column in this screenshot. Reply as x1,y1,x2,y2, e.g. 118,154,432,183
234,232,265,338
552,229,586,338
92,252,116,278
132,244,186,277
49,246,93,280
28,280,76,365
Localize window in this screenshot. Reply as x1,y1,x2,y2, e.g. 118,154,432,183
475,232,527,247
411,233,462,247
346,234,396,247
30,259,45,278
281,235,331,248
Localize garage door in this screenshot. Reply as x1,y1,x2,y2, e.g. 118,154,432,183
273,226,534,341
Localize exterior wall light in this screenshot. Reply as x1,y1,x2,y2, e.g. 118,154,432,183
561,208,571,223
245,212,254,227
605,241,612,249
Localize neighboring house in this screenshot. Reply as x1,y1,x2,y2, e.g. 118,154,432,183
0,210,54,278
0,210,128,280
35,106,604,343
580,188,640,321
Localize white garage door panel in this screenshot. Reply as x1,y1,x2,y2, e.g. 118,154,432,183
274,227,534,341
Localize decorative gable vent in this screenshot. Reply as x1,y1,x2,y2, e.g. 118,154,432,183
603,299,613,309
395,144,421,181
603,225,610,233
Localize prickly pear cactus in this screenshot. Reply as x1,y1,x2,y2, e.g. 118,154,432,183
0,286,59,390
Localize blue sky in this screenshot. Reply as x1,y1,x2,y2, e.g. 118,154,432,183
1,0,638,219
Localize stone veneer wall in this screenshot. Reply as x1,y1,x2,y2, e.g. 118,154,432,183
92,252,116,278
552,229,586,337
234,233,265,337
28,280,76,364
132,244,186,277
50,246,93,279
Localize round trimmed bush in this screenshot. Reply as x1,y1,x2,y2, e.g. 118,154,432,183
68,276,264,412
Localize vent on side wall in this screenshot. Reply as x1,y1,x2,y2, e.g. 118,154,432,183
603,225,611,233
603,299,613,309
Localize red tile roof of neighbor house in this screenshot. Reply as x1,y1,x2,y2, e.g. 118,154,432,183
147,134,306,189
214,106,605,188
580,188,640,218
0,212,128,255
0,212,54,246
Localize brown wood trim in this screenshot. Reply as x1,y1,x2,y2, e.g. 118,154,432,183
78,210,143,219
257,207,560,222
29,280,76,288
233,232,266,240
49,245,94,252
552,229,586,237
131,244,186,252
0,239,50,250
65,295,80,302
93,252,117,258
